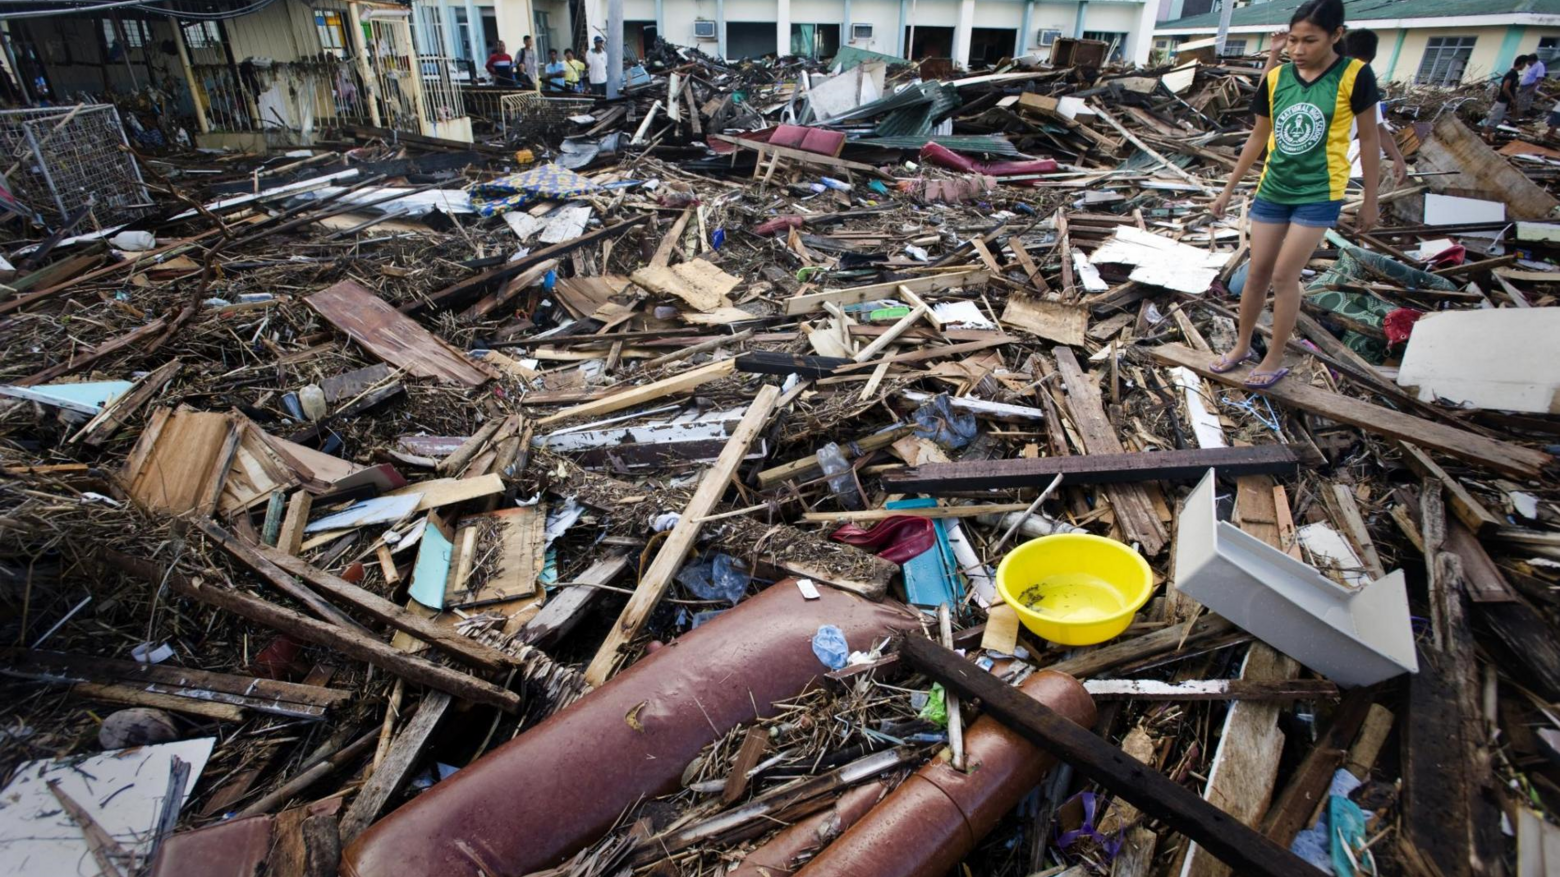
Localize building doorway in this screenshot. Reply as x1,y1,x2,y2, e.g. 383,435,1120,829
969,27,1016,66
904,25,954,61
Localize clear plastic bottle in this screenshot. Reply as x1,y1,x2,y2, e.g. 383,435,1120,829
816,442,864,510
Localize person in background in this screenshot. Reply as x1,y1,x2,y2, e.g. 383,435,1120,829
517,35,539,89
587,35,608,95
485,40,515,87
1486,55,1527,134
1548,94,1560,138
1343,29,1408,186
1210,0,1381,390
564,48,586,92
544,48,567,91
1520,53,1547,116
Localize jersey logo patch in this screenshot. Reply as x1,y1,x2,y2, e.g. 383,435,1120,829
1274,102,1326,155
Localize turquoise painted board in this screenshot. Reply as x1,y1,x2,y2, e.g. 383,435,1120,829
0,380,133,415
409,521,454,610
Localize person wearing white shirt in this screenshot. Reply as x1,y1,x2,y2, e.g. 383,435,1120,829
586,35,608,95
1520,53,1547,115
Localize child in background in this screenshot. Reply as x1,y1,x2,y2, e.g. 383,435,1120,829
1343,29,1408,186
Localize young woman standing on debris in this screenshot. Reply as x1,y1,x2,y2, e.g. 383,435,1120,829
1209,0,1380,389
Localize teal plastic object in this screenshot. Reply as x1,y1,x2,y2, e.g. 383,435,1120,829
886,498,961,609
409,522,453,610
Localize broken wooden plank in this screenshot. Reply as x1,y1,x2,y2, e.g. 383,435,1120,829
1260,689,1375,846
1082,678,1338,701
1047,614,1238,679
519,554,631,648
196,519,518,674
1053,347,1167,555
67,359,182,447
884,445,1297,492
782,270,991,316
583,385,782,686
1151,344,1551,479
901,636,1317,877
107,551,519,713
536,359,737,426
70,682,246,722
1001,296,1088,346
16,315,171,388
307,280,496,387
339,692,452,844
631,260,740,313
1397,442,1502,537
721,727,770,805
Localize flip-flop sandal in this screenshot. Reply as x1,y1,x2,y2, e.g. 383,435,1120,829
1244,367,1290,390
1210,350,1258,374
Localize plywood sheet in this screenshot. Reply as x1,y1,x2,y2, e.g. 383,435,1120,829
1000,296,1089,346
631,260,740,312
307,280,494,387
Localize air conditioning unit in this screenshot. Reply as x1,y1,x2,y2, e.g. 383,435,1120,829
851,23,873,40
694,19,717,40
1038,28,1063,47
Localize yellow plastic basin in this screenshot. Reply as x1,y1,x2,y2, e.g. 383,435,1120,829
995,533,1154,646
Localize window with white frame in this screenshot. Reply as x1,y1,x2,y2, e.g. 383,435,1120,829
1220,38,1247,57
1414,36,1475,86
182,21,220,49
102,19,152,49
1538,36,1560,73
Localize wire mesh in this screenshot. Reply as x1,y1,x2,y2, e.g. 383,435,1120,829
0,104,151,227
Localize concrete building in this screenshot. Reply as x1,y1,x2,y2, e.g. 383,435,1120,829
1154,0,1560,86
456,0,1161,68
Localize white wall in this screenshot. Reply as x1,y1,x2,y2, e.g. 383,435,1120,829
905,1,960,29
977,3,1024,29
846,0,902,53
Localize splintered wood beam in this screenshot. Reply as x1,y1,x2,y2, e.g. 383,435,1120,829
106,550,520,713
195,518,518,674
1053,347,1166,555
339,692,452,843
884,445,1298,492
584,385,782,686
536,358,736,426
1260,688,1376,846
782,269,991,316
1046,614,1238,680
1151,344,1551,480
900,636,1318,877
1083,678,1338,702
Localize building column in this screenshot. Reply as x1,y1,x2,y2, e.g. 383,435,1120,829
1494,25,1528,75
1126,0,1158,66
897,0,908,56
494,0,537,53
1072,0,1087,40
716,0,727,59
952,0,974,67
1385,28,1407,82
1017,0,1033,57
655,0,664,37
777,0,791,57
347,1,382,126
170,20,209,133
465,0,485,66
438,0,462,57
843,0,852,45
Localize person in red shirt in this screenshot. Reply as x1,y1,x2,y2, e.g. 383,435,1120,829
486,41,515,87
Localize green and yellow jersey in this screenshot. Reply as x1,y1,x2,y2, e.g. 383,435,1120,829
1253,55,1381,203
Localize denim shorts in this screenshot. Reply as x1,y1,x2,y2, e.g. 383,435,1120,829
1250,197,1343,228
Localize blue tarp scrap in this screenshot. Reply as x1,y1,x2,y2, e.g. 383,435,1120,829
470,164,602,216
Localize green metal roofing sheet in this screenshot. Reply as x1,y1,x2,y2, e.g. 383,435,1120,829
1160,0,1560,30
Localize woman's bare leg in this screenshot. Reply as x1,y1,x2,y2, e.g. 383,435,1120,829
1254,222,1330,375
1226,220,1288,362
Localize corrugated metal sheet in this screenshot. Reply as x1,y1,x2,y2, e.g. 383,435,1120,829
873,83,962,137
